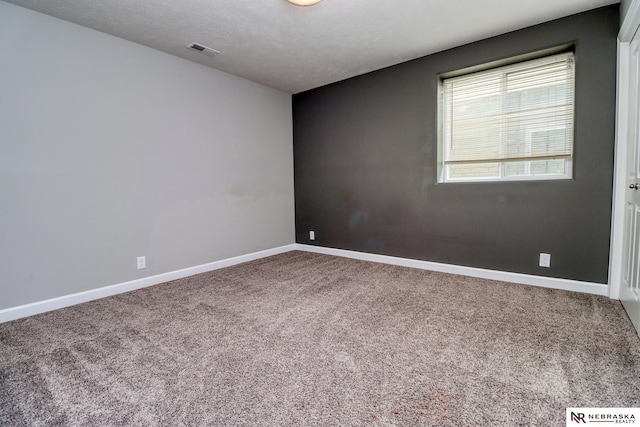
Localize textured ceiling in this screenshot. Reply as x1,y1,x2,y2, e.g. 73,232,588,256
3,0,619,93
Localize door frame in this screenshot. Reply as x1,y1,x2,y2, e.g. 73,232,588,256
610,0,640,299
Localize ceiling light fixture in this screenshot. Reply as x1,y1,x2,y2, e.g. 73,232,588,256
286,0,323,6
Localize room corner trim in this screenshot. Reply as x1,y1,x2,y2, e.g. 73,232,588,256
295,244,609,297
0,244,296,323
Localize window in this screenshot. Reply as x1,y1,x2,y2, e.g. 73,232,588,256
438,51,575,182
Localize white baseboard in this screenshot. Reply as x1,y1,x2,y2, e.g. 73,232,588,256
2,242,609,323
0,244,296,323
295,244,609,297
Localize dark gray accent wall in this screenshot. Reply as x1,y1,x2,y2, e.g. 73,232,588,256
293,5,618,284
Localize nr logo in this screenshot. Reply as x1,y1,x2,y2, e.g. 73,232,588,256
571,412,586,423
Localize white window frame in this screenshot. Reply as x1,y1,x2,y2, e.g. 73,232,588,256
437,50,575,183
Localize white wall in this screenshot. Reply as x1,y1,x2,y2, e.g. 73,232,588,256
0,1,294,310
622,0,631,22
621,0,638,24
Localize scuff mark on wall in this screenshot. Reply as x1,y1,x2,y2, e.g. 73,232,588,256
349,211,369,231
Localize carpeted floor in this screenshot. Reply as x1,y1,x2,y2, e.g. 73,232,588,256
1,251,639,426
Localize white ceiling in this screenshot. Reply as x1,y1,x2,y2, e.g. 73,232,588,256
4,0,619,94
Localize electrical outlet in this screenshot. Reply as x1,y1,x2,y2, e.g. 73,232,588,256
309,231,315,240
137,256,146,269
539,253,551,268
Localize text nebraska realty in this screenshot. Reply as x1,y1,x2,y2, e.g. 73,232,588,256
587,413,635,423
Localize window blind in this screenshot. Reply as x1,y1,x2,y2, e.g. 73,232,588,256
441,52,574,171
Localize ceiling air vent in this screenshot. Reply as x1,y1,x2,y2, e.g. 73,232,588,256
187,42,220,57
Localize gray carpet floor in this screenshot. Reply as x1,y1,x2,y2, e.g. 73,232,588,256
1,251,639,426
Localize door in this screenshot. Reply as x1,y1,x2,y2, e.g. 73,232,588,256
621,32,640,335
